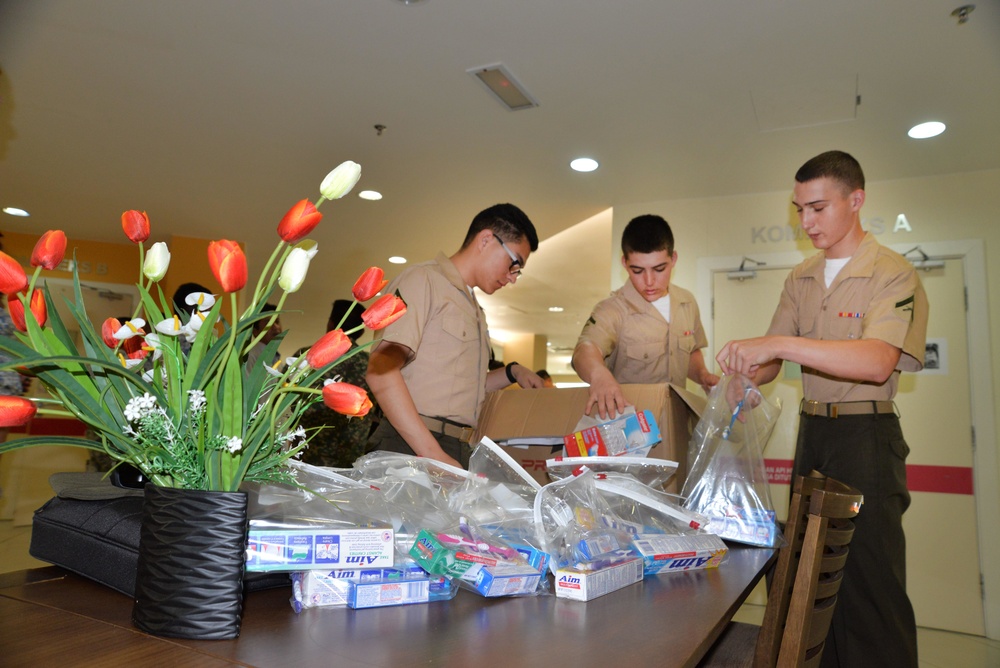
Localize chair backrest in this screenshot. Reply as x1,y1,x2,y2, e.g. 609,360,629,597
753,471,863,668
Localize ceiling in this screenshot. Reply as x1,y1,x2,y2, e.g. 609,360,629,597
1,0,998,373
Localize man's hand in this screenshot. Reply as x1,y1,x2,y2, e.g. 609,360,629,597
584,367,629,421
511,364,545,389
715,336,780,378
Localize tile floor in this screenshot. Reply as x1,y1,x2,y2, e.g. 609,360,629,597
1,455,998,667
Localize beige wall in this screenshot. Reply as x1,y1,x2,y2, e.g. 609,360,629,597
612,166,1000,512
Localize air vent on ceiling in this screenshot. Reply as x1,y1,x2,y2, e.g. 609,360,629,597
468,63,539,111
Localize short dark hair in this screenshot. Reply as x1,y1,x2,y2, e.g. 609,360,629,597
795,150,865,194
252,303,278,334
328,299,364,340
621,214,674,256
462,203,538,252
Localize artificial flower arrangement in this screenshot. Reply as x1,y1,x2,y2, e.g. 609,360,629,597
0,161,406,492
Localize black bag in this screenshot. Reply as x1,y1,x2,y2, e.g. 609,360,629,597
30,480,289,597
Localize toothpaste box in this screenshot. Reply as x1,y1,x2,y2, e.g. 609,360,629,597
631,533,729,576
409,530,542,597
247,526,395,572
702,506,780,547
555,557,643,601
563,410,661,457
347,578,432,609
291,563,452,611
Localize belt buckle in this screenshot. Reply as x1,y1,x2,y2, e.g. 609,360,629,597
803,400,823,417
460,427,475,444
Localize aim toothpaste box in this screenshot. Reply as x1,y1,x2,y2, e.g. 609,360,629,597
246,526,395,572
555,557,644,601
631,533,729,576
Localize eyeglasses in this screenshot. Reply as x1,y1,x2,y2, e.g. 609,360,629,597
492,233,523,276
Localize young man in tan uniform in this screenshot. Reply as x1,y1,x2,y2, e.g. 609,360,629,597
365,204,544,469
717,151,928,668
573,214,718,419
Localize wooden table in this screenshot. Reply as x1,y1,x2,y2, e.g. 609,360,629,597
0,546,774,667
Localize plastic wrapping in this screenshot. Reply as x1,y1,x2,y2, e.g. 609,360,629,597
546,455,678,489
562,407,660,457
533,469,636,576
409,516,544,597
682,373,784,547
593,472,708,536
245,466,395,572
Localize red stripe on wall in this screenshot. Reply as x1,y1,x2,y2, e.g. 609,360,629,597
763,458,974,495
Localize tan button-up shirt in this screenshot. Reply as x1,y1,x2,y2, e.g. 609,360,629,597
373,253,490,427
766,233,928,402
577,281,708,386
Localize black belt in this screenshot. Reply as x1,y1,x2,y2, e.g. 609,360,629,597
419,415,475,443
799,400,897,418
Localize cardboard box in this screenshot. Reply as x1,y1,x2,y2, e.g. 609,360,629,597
631,533,729,575
246,526,395,572
473,384,705,491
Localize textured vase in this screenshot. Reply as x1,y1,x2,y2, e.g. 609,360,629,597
132,484,248,640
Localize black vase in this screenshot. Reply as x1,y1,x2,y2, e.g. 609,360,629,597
132,484,248,640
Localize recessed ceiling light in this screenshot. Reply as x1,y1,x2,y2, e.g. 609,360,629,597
908,121,946,139
358,190,382,201
570,158,599,173
3,207,30,217
548,306,564,312
388,256,407,264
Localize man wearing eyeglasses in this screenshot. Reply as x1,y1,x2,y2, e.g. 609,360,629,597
572,214,718,420
366,203,545,469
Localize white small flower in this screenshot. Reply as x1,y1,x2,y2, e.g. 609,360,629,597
124,393,157,422
225,437,243,454
188,390,207,411
114,318,146,340
142,333,163,360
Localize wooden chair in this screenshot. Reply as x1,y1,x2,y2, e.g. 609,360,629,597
699,471,863,667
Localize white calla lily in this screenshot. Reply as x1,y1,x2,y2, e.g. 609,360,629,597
185,292,216,312
143,242,171,282
155,315,184,336
319,160,361,200
114,318,146,340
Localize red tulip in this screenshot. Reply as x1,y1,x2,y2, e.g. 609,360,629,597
0,251,28,295
277,199,323,244
8,290,47,331
361,293,407,330
102,317,122,348
30,230,68,270
352,267,388,302
122,335,148,361
322,382,373,418
121,210,151,244
207,240,248,293
0,395,36,427
306,329,352,369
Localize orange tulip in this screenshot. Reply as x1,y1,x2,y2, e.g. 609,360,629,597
361,293,407,331
352,267,388,302
207,240,248,293
121,210,151,244
8,290,47,331
102,317,122,348
277,199,322,243
306,329,352,370
322,381,372,418
30,230,68,270
0,251,28,295
0,395,36,427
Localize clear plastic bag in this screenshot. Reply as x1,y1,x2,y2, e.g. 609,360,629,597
681,373,784,547
594,472,709,536
533,468,636,575
546,455,678,489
